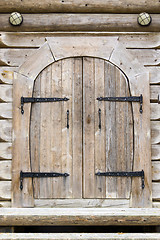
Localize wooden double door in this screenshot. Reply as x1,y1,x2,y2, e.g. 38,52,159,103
30,57,133,200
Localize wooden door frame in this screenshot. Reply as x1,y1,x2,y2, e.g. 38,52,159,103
12,36,151,207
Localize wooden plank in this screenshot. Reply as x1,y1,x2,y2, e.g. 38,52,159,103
18,42,54,81
0,143,12,160
0,120,12,142
148,67,160,84
0,14,159,32
0,85,12,102
0,49,36,67
151,103,160,120
47,36,118,61
34,199,129,208
152,161,160,181
151,121,160,144
0,103,12,119
0,201,11,208
0,0,159,13
152,145,160,160
0,67,15,84
120,34,160,49
83,57,95,198
128,49,160,66
0,161,11,180
150,85,160,102
0,182,11,200
1,233,160,240
12,72,34,207
1,208,160,225
153,182,160,200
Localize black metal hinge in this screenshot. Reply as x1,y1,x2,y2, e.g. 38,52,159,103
97,94,143,113
21,97,69,114
95,170,145,189
20,171,69,190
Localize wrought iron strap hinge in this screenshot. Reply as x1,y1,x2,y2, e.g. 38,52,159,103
97,94,143,113
20,171,69,190
95,170,145,189
21,96,69,114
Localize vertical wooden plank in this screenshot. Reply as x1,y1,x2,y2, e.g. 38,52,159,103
83,57,95,198
30,74,41,198
39,66,52,198
105,62,117,198
72,58,83,198
50,61,62,199
61,58,73,198
12,72,34,207
94,58,106,198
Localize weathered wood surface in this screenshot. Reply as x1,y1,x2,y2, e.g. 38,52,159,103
0,201,11,208
0,161,11,180
0,0,159,13
35,199,129,208
1,233,160,240
0,103,12,119
152,162,160,181
0,182,11,200
0,14,159,32
151,122,160,144
0,143,12,159
0,120,12,142
0,67,14,84
151,104,160,120
150,85,160,102
0,85,12,102
148,67,160,84
0,49,35,67
153,183,160,200
1,208,160,225
152,145,160,160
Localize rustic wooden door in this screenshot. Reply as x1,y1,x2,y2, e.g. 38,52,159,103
13,56,149,207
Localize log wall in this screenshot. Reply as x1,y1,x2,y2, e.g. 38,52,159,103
0,32,159,208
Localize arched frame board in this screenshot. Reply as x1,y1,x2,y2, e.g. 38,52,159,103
12,36,151,208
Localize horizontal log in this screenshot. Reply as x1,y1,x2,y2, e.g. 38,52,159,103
150,85,160,102
1,208,160,225
0,201,11,208
0,85,12,102
151,103,160,120
0,14,159,32
152,161,160,181
0,120,12,142
0,0,159,13
148,67,160,84
0,161,11,180
128,49,160,66
0,143,12,159
0,33,160,48
35,199,129,208
0,182,11,200
151,121,160,144
0,67,15,84
0,103,12,119
152,145,160,160
1,233,160,240
153,182,160,200
0,49,36,67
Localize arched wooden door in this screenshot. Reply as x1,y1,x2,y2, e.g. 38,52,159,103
29,57,133,200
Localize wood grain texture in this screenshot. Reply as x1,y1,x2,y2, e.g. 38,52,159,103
0,120,12,142
151,121,160,144
1,233,160,240
0,0,159,13
0,85,12,102
0,201,11,208
153,182,160,200
0,143,12,159
148,67,160,84
0,14,159,32
0,161,11,180
150,85,160,102
152,161,160,181
0,67,15,84
151,103,160,120
34,199,129,208
0,182,11,200
152,145,160,160
0,103,12,119
1,208,160,225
